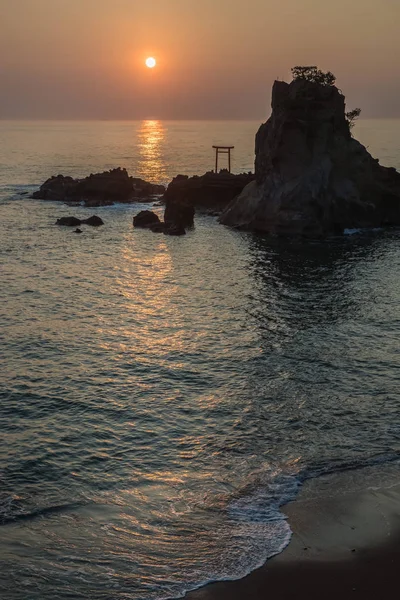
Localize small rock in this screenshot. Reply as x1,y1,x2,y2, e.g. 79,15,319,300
133,210,161,228
81,215,104,226
74,228,82,234
56,216,82,227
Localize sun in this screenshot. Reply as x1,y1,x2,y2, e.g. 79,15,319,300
145,57,156,68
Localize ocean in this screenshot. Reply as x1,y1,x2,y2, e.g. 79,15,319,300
1,119,400,599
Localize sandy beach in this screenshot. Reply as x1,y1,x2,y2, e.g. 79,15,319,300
185,464,400,600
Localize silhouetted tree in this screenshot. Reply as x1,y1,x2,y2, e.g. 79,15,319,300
345,108,361,130
291,66,336,86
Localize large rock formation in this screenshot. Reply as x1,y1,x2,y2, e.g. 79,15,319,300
164,171,255,214
220,79,400,236
33,168,165,206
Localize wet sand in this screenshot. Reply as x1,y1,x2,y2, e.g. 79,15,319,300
184,465,400,600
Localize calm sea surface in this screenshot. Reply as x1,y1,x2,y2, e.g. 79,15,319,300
1,120,400,599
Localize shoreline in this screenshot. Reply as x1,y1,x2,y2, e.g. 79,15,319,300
184,463,400,600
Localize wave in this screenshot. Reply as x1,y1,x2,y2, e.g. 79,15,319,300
170,451,400,600
0,452,398,599
0,501,88,526
344,227,384,235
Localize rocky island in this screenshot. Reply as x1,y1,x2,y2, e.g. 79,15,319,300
32,167,165,206
220,67,400,237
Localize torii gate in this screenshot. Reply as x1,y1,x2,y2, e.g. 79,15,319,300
212,145,234,173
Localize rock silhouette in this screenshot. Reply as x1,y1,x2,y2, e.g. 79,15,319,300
133,210,187,236
56,215,104,227
56,216,82,227
164,199,194,229
133,211,161,228
164,171,254,213
33,168,165,206
220,78,400,236
81,215,104,227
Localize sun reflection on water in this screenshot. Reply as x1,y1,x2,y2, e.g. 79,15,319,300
100,240,191,368
136,120,168,184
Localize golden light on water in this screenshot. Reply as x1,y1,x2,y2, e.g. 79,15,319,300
137,120,167,183
145,57,156,68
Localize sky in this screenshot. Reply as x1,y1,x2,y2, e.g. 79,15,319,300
1,0,400,119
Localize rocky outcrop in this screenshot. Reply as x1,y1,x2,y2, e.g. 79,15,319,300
220,78,400,236
164,171,255,214
56,215,104,227
33,168,165,206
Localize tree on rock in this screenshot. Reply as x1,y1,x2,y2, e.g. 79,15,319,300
345,107,361,130
291,66,336,86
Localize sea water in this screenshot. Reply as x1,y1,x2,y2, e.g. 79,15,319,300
0,120,399,599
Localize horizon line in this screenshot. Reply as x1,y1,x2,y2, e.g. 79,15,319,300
1,116,399,122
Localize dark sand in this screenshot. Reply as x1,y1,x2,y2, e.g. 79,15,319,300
185,465,400,600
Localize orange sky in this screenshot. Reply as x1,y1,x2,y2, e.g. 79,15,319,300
1,0,400,119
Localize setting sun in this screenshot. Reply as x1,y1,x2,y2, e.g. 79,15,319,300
145,57,156,68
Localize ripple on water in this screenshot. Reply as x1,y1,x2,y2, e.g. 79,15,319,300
0,193,400,598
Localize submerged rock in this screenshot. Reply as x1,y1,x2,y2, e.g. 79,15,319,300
164,171,255,213
33,168,165,206
220,78,400,237
164,224,186,236
149,222,166,233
